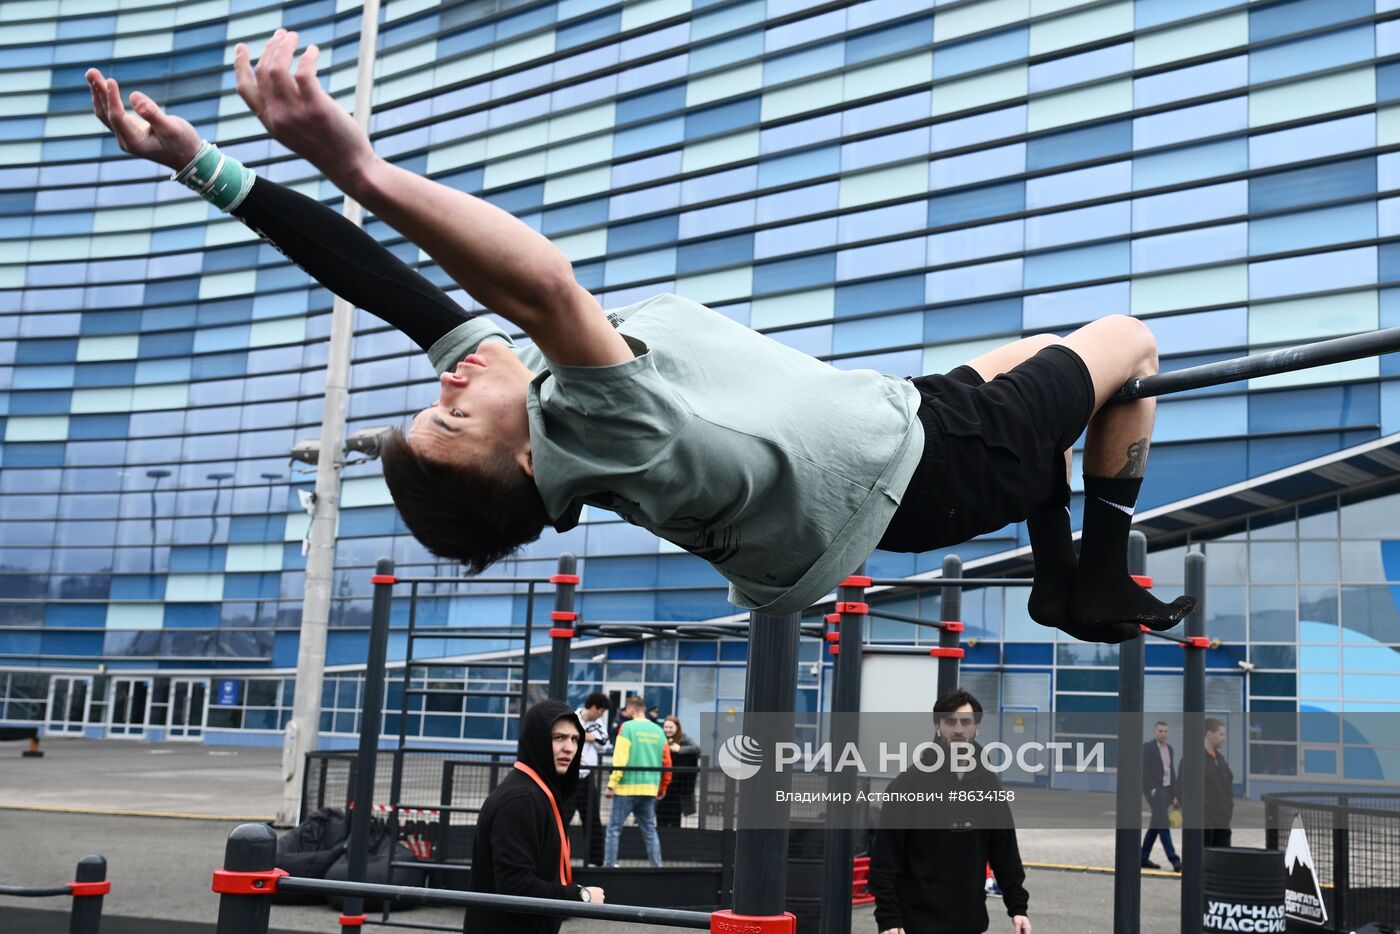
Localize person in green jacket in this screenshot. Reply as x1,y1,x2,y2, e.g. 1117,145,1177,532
603,696,671,867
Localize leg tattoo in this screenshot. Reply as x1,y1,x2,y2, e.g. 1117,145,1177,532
1115,437,1149,479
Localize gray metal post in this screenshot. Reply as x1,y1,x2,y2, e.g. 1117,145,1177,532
547,553,578,701
819,567,868,934
343,557,395,927
1180,551,1207,934
215,823,277,934
936,555,963,697
279,0,384,827
731,611,801,919
1113,531,1147,934
68,855,106,934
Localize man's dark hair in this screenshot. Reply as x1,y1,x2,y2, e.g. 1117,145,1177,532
380,427,549,574
932,689,983,723
584,691,611,711
1155,720,1169,729
1204,718,1225,734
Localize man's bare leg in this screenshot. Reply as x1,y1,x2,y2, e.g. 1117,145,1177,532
1060,316,1194,640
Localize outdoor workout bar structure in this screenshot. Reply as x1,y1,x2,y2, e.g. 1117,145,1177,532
224,319,1394,934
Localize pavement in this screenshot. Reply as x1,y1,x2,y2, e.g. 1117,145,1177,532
0,739,1255,933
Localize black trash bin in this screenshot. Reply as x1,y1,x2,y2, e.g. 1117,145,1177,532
1202,847,1286,932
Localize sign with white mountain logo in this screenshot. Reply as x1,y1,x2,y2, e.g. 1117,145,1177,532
1284,815,1328,927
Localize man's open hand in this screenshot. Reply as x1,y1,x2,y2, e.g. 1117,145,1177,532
86,68,200,171
234,29,378,189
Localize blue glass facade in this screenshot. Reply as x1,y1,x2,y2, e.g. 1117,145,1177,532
1,0,1398,775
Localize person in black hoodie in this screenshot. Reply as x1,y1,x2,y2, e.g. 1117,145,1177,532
869,690,1031,934
464,700,605,933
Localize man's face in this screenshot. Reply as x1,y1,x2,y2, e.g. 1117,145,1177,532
551,719,580,775
1207,727,1226,751
1155,724,1170,743
407,340,535,473
936,703,979,744
582,704,604,722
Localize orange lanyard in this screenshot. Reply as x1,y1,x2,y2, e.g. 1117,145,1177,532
512,762,572,885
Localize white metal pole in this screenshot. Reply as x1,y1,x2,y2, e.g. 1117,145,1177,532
278,0,382,826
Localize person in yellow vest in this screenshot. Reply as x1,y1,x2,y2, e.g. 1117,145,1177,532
603,696,672,867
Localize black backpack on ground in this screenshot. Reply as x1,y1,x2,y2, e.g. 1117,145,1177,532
273,807,351,905
323,816,427,912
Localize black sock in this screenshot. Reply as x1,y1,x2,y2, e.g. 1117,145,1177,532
1027,500,1075,631
1070,475,1194,638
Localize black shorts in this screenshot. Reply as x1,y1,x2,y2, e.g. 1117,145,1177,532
877,345,1096,552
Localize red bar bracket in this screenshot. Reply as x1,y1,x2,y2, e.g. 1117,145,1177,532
711,909,798,934
550,573,580,585
1186,636,1211,649
1131,574,1153,589
549,628,575,639
211,868,287,895
828,644,840,656
67,881,111,897
825,613,840,624
550,610,578,622
840,575,872,589
369,574,396,585
941,621,965,632
929,647,965,659
824,631,840,643
338,915,366,928
834,601,868,615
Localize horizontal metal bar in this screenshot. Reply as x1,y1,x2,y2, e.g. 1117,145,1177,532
0,885,69,898
391,576,552,585
861,645,939,656
405,688,519,698
363,917,461,932
394,804,480,814
865,608,950,630
275,877,713,927
407,629,529,639
866,577,1033,588
1116,326,1400,400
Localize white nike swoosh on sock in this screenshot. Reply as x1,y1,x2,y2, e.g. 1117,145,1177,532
1097,496,1135,516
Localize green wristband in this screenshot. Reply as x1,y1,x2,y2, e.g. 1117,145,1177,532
171,140,256,212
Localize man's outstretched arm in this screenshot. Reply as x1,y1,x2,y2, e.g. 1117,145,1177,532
85,67,474,355
235,29,632,368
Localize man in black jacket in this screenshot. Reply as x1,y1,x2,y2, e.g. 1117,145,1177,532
1180,718,1234,848
465,700,605,933
1141,721,1180,870
869,690,1031,934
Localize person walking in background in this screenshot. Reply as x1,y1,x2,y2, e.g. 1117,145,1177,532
869,690,1031,934
561,692,610,866
603,696,671,867
1181,718,1234,849
1141,721,1181,871
656,715,701,828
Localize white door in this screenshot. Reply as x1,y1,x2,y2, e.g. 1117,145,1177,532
45,676,91,736
168,679,209,740
108,677,152,738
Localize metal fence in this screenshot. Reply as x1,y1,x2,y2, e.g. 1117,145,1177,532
304,749,743,871
1264,792,1400,932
